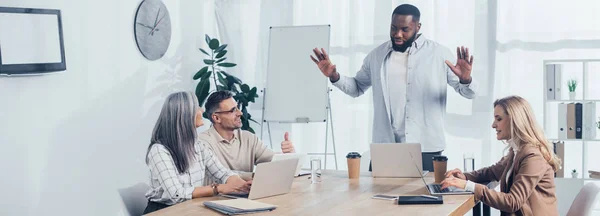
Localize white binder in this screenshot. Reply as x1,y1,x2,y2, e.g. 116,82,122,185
558,103,567,139
546,64,556,100
584,102,597,139
553,64,563,100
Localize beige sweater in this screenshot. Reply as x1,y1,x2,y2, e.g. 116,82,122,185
465,144,558,216
198,126,274,181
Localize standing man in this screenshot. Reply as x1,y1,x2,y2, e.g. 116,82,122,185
310,4,477,171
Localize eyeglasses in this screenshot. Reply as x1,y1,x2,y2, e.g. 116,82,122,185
214,104,241,114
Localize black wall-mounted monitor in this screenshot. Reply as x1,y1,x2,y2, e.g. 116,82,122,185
0,7,66,75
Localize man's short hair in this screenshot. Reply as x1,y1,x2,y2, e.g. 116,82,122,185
392,4,421,22
204,90,234,123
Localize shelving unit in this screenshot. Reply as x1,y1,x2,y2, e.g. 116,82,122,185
543,59,600,181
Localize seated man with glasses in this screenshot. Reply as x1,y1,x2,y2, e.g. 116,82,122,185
199,90,296,182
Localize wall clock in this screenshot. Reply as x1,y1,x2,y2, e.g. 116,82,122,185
134,0,171,61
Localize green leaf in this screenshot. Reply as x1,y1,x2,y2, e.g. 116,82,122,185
249,118,259,124
215,57,227,63
217,72,227,86
246,88,258,103
215,44,228,53
204,59,215,64
205,34,211,45
199,48,209,56
193,66,209,80
195,79,211,106
241,84,250,92
218,62,237,68
215,50,228,58
230,85,239,93
209,39,220,50
216,85,227,91
241,105,248,116
247,127,255,134
237,95,248,105
222,72,242,84
201,71,212,81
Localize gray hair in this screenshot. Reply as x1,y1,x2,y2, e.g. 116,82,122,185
145,91,199,174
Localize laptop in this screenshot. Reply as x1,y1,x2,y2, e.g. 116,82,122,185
222,158,299,200
271,153,310,176
408,152,473,195
370,143,429,178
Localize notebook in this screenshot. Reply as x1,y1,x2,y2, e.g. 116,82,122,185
203,199,277,215
397,195,443,205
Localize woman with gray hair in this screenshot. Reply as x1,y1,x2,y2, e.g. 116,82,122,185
143,91,251,214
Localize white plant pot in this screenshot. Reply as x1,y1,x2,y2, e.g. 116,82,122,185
572,172,579,178
569,92,576,100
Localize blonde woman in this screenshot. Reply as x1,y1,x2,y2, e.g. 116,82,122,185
442,95,560,216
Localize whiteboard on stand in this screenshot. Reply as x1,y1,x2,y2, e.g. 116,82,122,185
263,25,331,123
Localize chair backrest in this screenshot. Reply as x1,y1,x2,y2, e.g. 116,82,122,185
567,182,600,216
118,183,150,216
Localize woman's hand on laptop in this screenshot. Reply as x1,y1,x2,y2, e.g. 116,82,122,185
445,168,466,180
440,176,467,190
221,176,252,194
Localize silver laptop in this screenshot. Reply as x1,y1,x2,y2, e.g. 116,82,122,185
408,152,472,195
271,153,310,176
222,158,299,200
370,143,428,178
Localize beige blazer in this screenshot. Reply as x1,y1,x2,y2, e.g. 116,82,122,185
465,144,559,216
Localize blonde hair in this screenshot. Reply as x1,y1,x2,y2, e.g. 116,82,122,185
493,95,562,172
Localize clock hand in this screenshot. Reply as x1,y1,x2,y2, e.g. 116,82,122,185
149,13,166,35
136,22,154,30
153,8,160,27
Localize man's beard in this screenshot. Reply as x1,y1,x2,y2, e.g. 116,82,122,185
391,32,417,52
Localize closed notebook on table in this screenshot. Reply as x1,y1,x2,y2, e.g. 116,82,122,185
203,199,277,215
397,195,443,205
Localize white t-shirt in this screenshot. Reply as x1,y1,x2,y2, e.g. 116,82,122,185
386,50,409,142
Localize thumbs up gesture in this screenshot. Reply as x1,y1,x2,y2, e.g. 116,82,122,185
281,132,295,153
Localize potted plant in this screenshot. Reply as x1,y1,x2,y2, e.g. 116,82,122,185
571,169,578,178
193,34,260,133
567,79,577,100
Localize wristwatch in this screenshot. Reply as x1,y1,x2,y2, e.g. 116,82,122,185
211,183,219,196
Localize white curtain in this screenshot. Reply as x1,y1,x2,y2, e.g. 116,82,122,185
212,1,600,214
494,0,600,183
214,0,495,172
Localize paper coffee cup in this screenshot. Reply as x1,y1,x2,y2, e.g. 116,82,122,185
433,155,448,183
346,152,361,179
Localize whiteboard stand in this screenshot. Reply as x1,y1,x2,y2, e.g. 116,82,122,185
260,88,338,170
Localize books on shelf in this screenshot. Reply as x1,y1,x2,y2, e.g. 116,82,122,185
589,170,600,179
556,102,596,140
546,64,563,100
553,141,565,177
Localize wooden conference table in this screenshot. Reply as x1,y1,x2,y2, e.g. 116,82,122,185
146,170,485,216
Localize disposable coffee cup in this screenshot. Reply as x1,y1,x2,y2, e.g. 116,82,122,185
433,155,448,184
346,152,361,179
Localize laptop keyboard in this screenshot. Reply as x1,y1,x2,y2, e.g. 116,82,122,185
224,192,249,198
430,184,451,193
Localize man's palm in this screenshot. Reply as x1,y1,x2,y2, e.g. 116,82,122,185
445,46,473,82
311,48,336,78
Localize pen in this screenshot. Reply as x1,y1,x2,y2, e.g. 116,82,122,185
420,194,439,199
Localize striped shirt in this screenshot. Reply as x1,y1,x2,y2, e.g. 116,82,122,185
145,141,237,205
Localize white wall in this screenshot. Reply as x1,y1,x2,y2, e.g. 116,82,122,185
0,0,215,215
